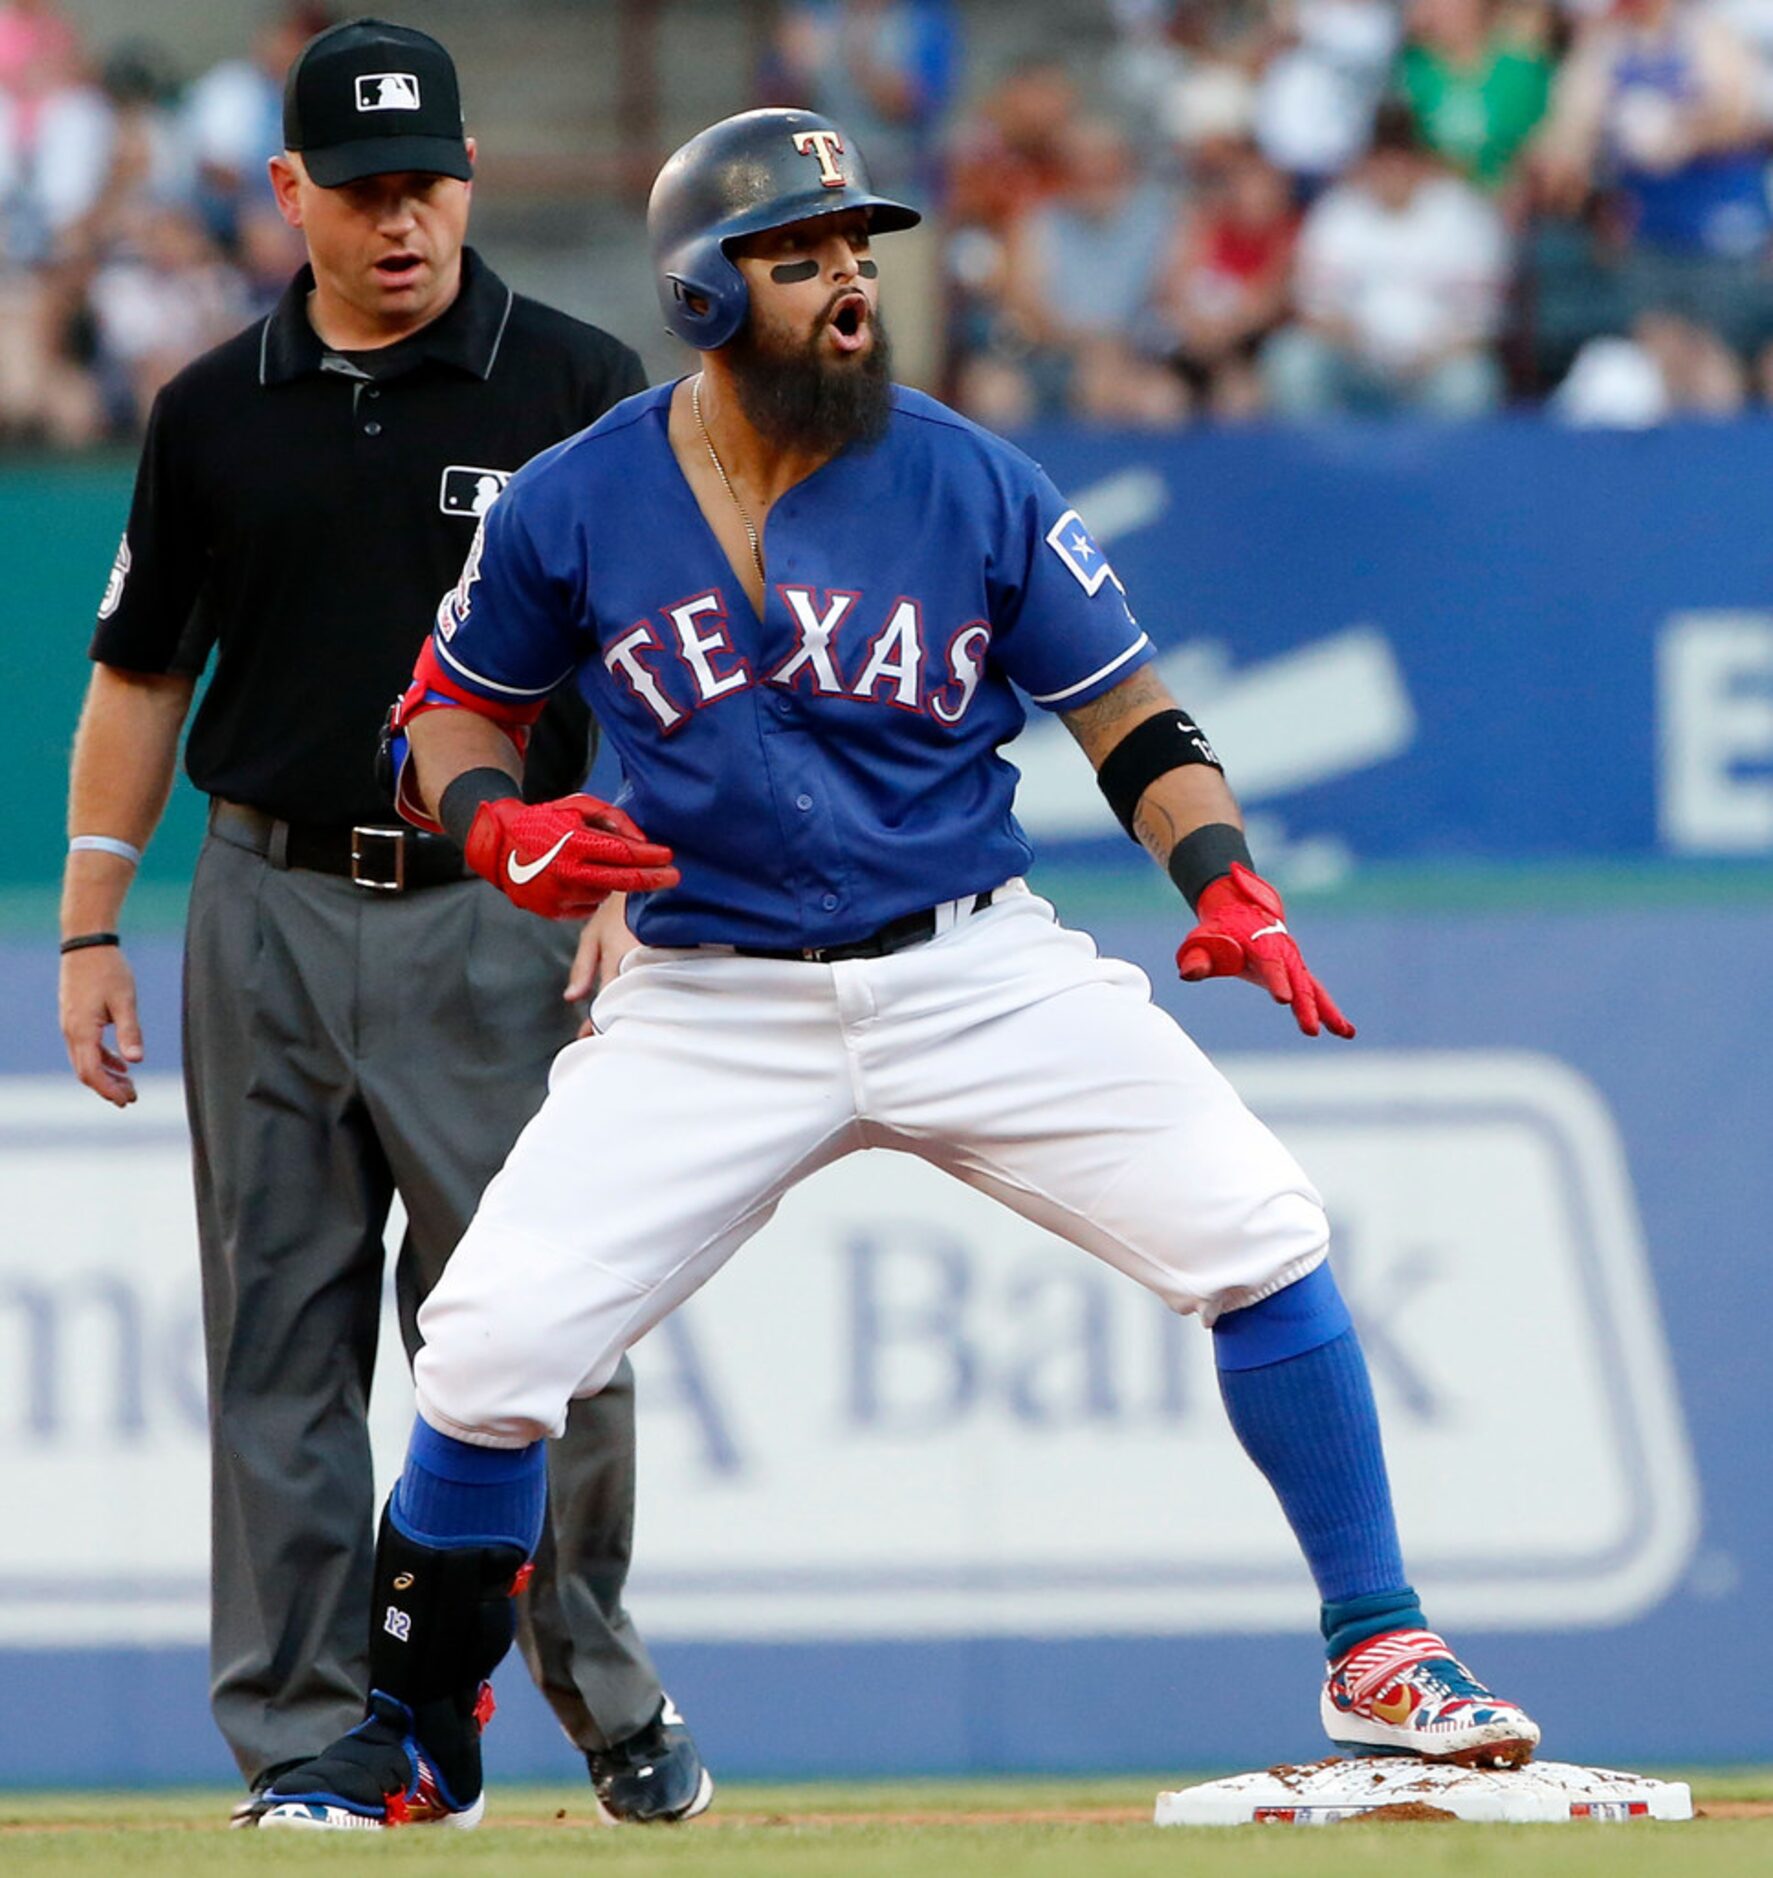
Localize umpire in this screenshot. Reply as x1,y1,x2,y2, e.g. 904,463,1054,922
56,19,709,1826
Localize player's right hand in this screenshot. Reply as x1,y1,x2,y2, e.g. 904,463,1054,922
1177,863,1355,1041
465,793,679,920
61,945,145,1106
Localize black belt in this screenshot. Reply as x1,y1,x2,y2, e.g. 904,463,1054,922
735,891,996,963
209,800,471,892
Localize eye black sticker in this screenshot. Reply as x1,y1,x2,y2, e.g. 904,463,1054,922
770,259,819,284
858,259,878,278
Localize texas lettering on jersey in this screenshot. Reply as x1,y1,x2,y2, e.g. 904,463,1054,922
602,585,991,733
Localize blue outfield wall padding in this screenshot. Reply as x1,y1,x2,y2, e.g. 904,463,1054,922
0,1613,1765,1787
17,418,1773,900
1007,415,1773,869
3,905,1773,1776
9,418,1773,1782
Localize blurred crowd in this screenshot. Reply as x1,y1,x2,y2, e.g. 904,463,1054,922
0,0,323,446
10,0,1773,444
941,0,1773,426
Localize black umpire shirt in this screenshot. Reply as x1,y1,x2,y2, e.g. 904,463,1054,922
90,247,646,825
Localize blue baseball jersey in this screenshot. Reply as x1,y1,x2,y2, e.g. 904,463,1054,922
431,382,1153,948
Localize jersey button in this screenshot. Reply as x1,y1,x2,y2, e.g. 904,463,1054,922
795,793,813,811
363,420,383,437
821,893,839,911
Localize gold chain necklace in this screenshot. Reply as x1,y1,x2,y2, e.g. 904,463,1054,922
692,373,764,584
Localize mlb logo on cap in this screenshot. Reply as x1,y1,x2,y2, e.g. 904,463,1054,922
356,72,422,112
284,18,471,186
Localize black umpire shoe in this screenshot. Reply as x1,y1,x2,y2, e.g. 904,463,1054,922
588,1696,714,1824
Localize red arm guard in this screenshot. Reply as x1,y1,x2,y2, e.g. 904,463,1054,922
384,638,548,833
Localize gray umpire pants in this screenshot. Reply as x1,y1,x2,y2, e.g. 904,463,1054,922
183,816,663,1785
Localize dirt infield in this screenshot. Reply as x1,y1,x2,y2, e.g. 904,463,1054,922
1,1785,1770,1878
2,1775,1769,1858
0,1803,1159,1833
704,1804,1154,1829
6,1795,1773,1832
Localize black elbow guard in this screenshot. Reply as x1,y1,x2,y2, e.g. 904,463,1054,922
1095,709,1223,837
374,697,401,806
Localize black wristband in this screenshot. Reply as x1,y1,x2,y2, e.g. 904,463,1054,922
1166,823,1253,911
1096,709,1223,837
60,931,121,954
438,767,521,850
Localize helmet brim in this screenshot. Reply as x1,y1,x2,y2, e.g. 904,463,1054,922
714,192,923,250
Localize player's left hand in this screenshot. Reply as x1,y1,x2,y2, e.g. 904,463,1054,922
565,893,642,1037
1177,863,1355,1040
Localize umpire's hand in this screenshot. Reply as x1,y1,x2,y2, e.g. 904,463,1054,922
62,945,145,1106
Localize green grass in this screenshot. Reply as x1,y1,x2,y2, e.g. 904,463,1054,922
0,1776,1766,1877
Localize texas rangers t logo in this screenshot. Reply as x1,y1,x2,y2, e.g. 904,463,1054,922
792,128,847,188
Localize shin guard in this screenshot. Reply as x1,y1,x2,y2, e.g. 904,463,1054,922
262,1508,529,1823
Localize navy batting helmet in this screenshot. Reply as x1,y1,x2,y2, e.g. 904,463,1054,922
648,108,922,350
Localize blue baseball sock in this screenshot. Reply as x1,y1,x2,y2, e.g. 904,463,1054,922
1212,1264,1424,1660
388,1414,548,1555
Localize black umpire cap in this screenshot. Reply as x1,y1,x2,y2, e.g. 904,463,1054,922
283,17,471,186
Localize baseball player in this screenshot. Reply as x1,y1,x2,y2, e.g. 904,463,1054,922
256,108,1540,1830
59,20,706,1827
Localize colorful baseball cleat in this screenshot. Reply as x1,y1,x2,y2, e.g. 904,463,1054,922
1322,1628,1541,1767
253,1687,493,1831
588,1695,714,1824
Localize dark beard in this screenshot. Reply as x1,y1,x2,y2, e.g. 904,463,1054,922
726,307,895,455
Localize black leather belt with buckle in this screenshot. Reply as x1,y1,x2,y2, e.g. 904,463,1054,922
735,891,996,963
209,801,470,891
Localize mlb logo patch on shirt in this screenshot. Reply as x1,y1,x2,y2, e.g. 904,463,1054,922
356,72,421,112
440,465,511,518
1045,509,1119,597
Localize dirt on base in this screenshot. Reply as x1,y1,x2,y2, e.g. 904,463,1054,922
1340,1802,1459,1823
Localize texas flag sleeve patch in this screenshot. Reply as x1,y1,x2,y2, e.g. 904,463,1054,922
1044,509,1119,597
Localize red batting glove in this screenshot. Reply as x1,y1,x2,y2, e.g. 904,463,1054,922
1177,862,1355,1040
464,793,679,920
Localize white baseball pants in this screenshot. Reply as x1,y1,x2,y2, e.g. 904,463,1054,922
414,883,1329,1447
